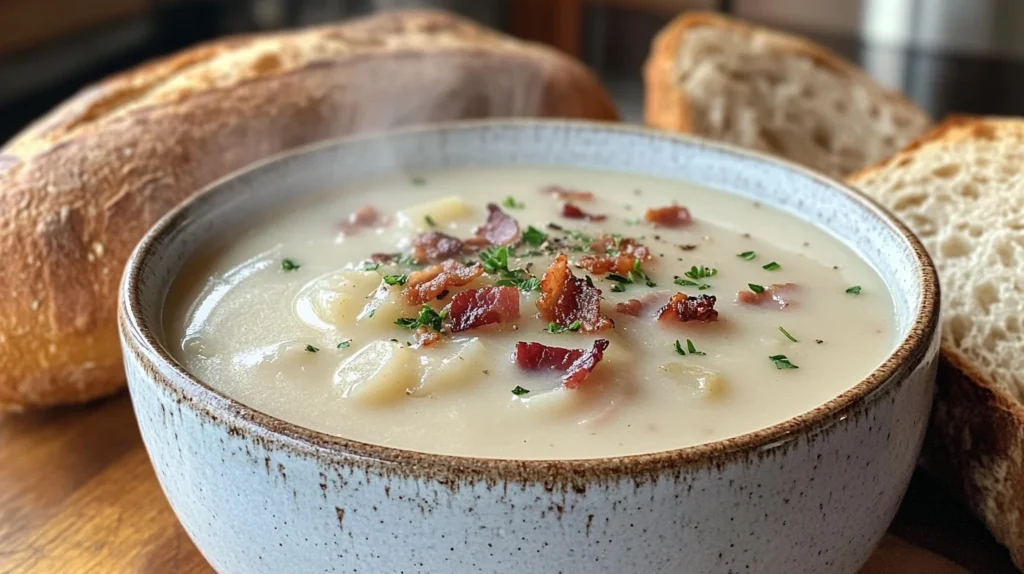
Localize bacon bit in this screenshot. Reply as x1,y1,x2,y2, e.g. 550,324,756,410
562,339,610,389
562,203,607,222
736,283,797,309
544,185,595,202
341,205,391,233
576,236,653,275
404,260,484,305
445,287,520,333
644,205,692,228
412,231,464,264
616,299,642,317
475,203,521,246
537,255,613,332
510,339,610,389
414,326,440,346
656,293,719,323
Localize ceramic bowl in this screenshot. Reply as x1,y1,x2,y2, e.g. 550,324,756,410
119,120,940,574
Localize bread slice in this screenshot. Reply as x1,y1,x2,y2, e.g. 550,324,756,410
0,9,618,410
848,116,1024,569
644,12,933,178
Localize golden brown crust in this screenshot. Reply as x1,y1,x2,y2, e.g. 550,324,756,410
848,115,1024,570
0,9,619,410
642,12,925,136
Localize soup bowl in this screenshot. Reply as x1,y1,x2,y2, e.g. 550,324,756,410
119,120,939,573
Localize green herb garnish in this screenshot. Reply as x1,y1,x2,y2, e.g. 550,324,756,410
769,354,799,369
382,274,408,286
624,217,644,226
607,260,655,291
611,283,626,293
281,259,301,271
762,261,781,271
674,277,711,291
480,245,540,291
424,215,436,227
846,285,862,295
523,225,548,247
503,195,525,209
778,326,798,343
687,339,706,355
738,251,756,260
411,177,427,186
511,386,531,396
305,344,319,353
547,320,582,333
395,305,446,332
674,340,686,356
363,263,381,271
337,340,351,349
684,265,718,280
748,283,766,294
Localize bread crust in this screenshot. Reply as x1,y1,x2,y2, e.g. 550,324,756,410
0,9,618,410
848,115,1024,570
643,12,927,144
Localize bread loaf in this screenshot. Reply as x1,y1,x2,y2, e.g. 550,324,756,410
848,116,1024,569
0,9,618,410
644,12,932,178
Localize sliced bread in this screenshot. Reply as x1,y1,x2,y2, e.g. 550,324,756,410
848,116,1024,570
644,12,933,178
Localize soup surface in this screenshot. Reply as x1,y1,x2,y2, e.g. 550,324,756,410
165,167,897,459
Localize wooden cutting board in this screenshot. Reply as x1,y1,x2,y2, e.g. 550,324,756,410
0,394,1016,573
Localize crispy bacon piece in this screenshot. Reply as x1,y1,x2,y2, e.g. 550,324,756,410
414,326,440,347
404,260,484,305
644,205,692,228
475,203,521,246
537,255,613,332
544,185,595,202
615,299,643,317
445,287,520,333
736,283,797,309
511,339,610,389
562,203,607,222
656,293,719,323
576,235,653,275
341,205,391,233
412,231,465,264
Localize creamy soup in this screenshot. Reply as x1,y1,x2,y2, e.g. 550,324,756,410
165,167,897,459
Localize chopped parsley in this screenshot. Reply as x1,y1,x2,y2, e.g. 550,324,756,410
411,176,427,186
846,285,862,295
363,263,381,271
769,354,799,369
304,344,319,353
607,260,656,291
674,339,705,356
684,265,718,280
748,283,766,294
737,251,756,260
480,245,540,292
610,283,626,293
337,340,351,349
424,215,436,227
506,276,541,292
522,225,548,247
502,195,525,209
395,305,446,332
511,386,531,396
281,258,301,271
547,320,582,333
778,326,798,343
762,261,781,271
382,274,408,286
674,277,711,291
584,275,595,288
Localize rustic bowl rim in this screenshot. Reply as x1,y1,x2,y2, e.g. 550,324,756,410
119,118,940,482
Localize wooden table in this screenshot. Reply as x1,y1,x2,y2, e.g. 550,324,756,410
0,393,1017,573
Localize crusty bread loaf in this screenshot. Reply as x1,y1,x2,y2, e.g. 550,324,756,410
0,9,618,410
848,116,1024,570
644,12,932,178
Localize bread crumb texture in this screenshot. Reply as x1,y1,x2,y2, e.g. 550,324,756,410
676,24,931,178
852,117,1024,401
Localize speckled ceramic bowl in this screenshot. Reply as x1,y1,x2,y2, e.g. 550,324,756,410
119,120,939,574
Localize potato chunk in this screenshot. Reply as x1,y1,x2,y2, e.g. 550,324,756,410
358,283,407,326
295,271,380,330
398,196,474,229
412,338,487,397
659,362,726,399
334,341,419,404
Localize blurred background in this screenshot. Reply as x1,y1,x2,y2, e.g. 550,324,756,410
4,0,1024,142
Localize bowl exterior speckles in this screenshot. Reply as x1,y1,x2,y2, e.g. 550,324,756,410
119,120,940,574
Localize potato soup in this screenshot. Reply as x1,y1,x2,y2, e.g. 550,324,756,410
165,167,896,459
